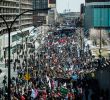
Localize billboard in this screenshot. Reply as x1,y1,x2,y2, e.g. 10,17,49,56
85,0,110,3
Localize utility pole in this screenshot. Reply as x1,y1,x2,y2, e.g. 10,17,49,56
99,29,102,57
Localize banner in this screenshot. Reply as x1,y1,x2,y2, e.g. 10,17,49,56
60,87,68,95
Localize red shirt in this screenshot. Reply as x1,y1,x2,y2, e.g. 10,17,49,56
68,93,75,100
21,95,25,100
42,91,47,100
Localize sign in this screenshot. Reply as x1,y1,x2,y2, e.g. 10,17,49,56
24,73,31,81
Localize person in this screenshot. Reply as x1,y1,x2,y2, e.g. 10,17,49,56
3,79,7,86
67,90,75,100
42,87,47,100
13,62,16,72
0,69,2,74
0,88,3,99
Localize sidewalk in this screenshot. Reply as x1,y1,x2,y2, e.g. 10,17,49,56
0,63,17,87
85,39,110,58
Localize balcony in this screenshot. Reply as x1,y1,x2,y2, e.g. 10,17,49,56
0,13,19,15
0,6,19,9
21,22,32,26
21,7,33,10
21,17,32,20
21,2,32,5
0,19,19,23
4,0,19,3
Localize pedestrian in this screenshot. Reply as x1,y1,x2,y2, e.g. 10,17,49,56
0,69,2,74
0,88,3,99
2,79,7,86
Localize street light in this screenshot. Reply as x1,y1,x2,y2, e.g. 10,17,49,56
0,8,50,100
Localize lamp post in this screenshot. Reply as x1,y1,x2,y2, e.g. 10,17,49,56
0,8,50,100
99,29,102,58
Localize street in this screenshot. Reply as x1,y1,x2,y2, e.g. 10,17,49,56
0,0,110,100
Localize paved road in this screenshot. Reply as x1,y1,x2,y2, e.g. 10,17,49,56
0,63,17,87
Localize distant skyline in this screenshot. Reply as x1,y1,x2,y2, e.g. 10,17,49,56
56,0,85,13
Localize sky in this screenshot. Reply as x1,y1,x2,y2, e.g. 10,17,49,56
56,0,85,13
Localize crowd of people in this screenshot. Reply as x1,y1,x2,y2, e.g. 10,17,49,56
0,28,109,100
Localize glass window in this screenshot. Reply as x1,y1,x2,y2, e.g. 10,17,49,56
93,8,101,27
93,8,109,27
12,34,20,42
109,8,110,27
101,8,109,27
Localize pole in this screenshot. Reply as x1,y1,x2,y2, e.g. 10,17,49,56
99,29,102,57
8,28,11,100
26,37,28,89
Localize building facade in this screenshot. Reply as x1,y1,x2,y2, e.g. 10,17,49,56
85,0,110,30
33,0,48,27
48,0,57,26
85,0,110,58
33,0,57,27
0,0,33,61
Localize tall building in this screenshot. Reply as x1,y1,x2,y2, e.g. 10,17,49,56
33,0,48,9
0,0,33,61
48,0,57,26
0,0,33,35
32,0,57,27
33,0,48,27
84,0,110,59
85,0,110,30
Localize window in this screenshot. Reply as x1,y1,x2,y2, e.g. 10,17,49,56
93,8,109,27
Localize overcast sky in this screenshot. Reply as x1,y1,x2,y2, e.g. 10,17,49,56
56,0,85,13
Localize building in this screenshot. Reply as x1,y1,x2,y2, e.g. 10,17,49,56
85,0,110,31
60,12,80,26
84,0,110,58
48,0,57,26
80,3,85,24
0,0,33,61
33,0,57,27
33,0,48,27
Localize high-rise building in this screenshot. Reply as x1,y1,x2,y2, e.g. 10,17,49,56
85,0,110,30
33,0,48,10
32,0,57,27
0,0,33,61
0,0,33,35
33,0,49,27
48,0,57,26
84,0,110,59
